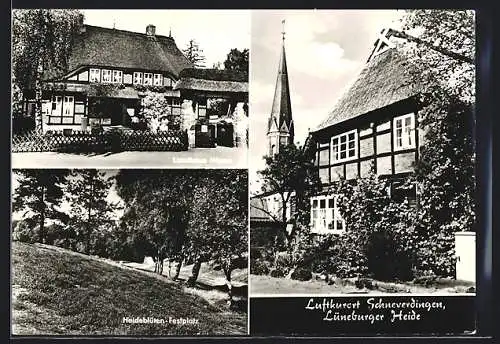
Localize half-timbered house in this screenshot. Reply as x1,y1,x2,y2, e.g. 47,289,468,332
308,29,426,234
22,24,248,141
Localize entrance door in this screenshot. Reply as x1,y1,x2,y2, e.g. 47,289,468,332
216,122,234,147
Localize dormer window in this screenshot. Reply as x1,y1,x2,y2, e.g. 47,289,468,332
153,74,162,86
112,70,123,84
133,72,143,85
144,73,153,85
90,68,101,82
101,69,112,83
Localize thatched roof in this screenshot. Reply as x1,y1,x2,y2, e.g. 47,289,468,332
174,77,248,94
313,48,423,132
48,25,193,80
179,68,248,82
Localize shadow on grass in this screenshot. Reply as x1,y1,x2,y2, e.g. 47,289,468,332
12,242,247,336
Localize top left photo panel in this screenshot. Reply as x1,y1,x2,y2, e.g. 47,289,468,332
11,9,249,169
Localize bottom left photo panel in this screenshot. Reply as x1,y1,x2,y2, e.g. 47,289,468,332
11,168,249,336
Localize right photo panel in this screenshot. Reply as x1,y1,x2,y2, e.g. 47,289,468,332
249,9,477,336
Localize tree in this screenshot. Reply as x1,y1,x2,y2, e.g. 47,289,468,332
65,170,116,255
396,10,476,277
12,169,70,244
223,48,249,71
115,170,196,276
182,39,206,68
398,10,475,103
140,92,172,132
183,170,248,302
12,9,84,133
254,144,321,250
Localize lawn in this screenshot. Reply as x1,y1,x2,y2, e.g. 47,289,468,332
11,241,247,336
250,274,476,296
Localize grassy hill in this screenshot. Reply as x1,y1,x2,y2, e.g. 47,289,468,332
11,241,247,336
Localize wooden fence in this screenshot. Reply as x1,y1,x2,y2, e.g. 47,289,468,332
12,130,189,153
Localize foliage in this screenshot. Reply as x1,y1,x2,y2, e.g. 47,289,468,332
184,170,248,285
115,170,199,274
223,48,249,71
116,169,248,286
12,9,84,132
287,10,476,281
140,92,175,132
290,267,312,281
398,10,476,276
12,220,38,244
182,39,206,68
64,169,117,255
257,143,321,245
399,10,475,103
250,259,270,275
12,169,70,244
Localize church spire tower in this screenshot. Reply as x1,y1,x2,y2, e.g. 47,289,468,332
267,20,294,156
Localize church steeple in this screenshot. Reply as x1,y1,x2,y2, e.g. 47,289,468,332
267,20,294,156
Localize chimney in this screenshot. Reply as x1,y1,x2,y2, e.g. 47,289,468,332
146,24,156,37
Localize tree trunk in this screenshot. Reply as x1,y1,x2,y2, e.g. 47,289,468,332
39,185,45,244
86,177,93,255
223,266,233,304
34,56,44,134
187,259,202,286
173,258,183,280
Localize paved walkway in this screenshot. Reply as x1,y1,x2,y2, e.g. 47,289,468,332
11,146,248,169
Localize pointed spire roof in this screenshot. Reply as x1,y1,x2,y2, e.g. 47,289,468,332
267,21,294,140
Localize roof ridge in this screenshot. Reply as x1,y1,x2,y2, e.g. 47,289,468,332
84,24,176,42
312,46,421,132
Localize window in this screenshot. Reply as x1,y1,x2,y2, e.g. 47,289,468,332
143,73,153,85
331,129,357,163
153,74,162,86
112,70,123,84
310,195,345,234
133,72,143,85
63,96,74,116
280,136,288,146
49,95,76,124
393,113,415,150
89,68,101,82
101,69,112,83
51,96,62,115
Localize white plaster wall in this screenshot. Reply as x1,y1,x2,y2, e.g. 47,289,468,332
455,231,476,283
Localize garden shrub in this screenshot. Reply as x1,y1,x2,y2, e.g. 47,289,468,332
291,267,312,281
12,221,38,244
269,267,287,278
250,259,270,275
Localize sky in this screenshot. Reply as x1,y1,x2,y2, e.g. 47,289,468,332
11,170,124,222
249,10,403,194
81,10,251,68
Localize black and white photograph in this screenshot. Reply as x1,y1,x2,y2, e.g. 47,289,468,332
249,9,476,298
11,169,248,336
11,10,249,169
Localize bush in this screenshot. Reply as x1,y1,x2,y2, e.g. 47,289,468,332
250,259,270,275
12,221,38,243
269,267,287,278
365,229,414,281
291,267,312,281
